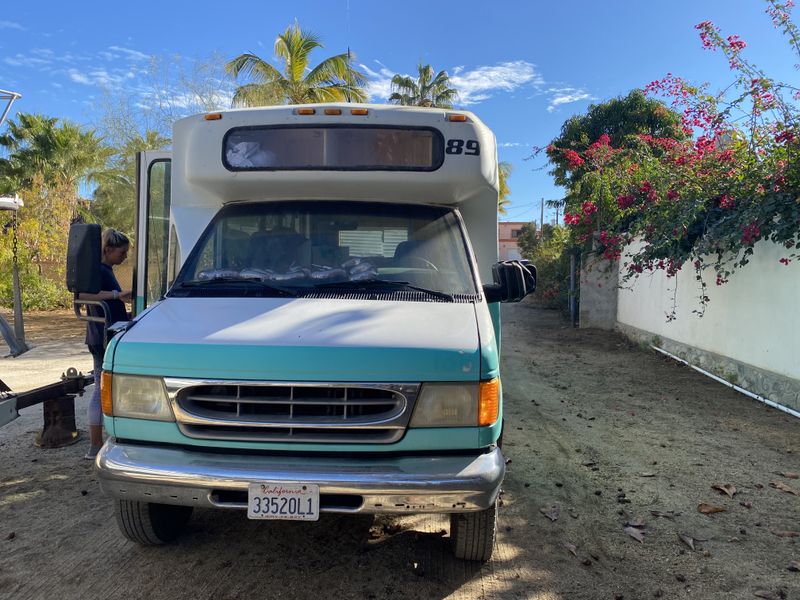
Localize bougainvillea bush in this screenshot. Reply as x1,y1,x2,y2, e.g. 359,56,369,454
547,0,799,316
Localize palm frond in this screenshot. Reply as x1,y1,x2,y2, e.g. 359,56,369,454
231,82,286,107
225,53,283,84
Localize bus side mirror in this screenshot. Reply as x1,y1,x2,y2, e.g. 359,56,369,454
66,223,102,293
483,260,537,303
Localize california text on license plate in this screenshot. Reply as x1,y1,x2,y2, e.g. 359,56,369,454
247,483,320,521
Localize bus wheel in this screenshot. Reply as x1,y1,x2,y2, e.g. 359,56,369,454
450,500,497,561
115,499,193,545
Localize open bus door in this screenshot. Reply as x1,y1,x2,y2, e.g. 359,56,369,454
134,151,172,316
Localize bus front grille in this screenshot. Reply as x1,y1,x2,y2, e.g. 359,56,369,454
165,380,419,444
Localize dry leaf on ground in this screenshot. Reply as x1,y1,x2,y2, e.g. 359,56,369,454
698,503,726,515
650,510,679,520
740,501,753,509
712,484,737,498
563,542,578,556
678,533,695,551
639,472,656,477
770,481,800,496
754,591,780,600
781,472,799,479
625,516,645,528
771,530,800,538
624,526,645,543
788,561,800,572
540,506,560,522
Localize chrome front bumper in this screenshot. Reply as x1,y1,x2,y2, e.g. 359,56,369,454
96,439,505,514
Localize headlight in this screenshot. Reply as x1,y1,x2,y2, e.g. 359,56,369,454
409,379,500,428
109,374,174,421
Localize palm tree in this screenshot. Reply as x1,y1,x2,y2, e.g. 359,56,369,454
92,130,170,235
498,162,512,215
0,113,112,192
388,64,459,108
226,22,368,106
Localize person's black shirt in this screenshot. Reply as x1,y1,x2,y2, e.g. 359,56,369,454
85,263,127,352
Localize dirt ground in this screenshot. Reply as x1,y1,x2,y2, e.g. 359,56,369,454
1,302,798,600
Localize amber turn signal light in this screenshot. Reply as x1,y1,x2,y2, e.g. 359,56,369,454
478,378,500,426
101,371,113,416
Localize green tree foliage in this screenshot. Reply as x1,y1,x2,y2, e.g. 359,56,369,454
498,162,512,214
226,22,368,106
517,223,573,308
546,90,685,190
388,64,459,108
91,130,170,237
0,113,112,192
0,114,112,309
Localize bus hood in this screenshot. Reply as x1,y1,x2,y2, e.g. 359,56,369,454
111,297,481,381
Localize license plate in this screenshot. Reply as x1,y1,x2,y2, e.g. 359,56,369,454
247,483,320,521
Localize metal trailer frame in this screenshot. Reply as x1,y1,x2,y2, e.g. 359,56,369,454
0,88,27,356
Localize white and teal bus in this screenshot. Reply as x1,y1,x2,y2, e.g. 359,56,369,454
84,103,534,561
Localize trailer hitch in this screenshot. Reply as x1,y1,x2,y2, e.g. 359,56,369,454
0,368,94,447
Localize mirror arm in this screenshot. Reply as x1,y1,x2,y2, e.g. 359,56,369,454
482,283,507,304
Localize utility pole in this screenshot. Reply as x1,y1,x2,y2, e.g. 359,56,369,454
540,197,544,237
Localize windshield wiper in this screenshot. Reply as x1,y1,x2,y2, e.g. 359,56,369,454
173,278,298,297
313,279,454,301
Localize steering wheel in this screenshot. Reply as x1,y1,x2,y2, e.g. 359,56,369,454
404,256,439,272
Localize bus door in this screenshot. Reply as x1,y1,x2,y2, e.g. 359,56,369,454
134,152,172,315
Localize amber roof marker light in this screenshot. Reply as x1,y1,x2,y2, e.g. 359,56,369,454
448,114,468,122
324,108,342,115
204,113,223,121
296,108,316,115
350,108,369,115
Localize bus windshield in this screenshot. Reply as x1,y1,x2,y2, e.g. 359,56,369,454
172,201,478,298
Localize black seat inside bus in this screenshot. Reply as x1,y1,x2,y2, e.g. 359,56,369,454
394,240,434,267
249,229,311,271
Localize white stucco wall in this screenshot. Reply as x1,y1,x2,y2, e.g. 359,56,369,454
616,240,800,381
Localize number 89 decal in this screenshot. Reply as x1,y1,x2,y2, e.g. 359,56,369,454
446,139,480,156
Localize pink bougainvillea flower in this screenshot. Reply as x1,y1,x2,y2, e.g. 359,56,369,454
563,149,584,169
617,194,636,209
741,222,761,245
727,35,747,51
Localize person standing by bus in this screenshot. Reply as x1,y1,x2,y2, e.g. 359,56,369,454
77,229,131,459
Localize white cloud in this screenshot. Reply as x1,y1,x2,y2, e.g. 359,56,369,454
0,21,25,31
3,54,51,67
450,61,543,105
546,87,594,112
68,69,91,85
498,142,524,148
360,61,395,102
364,60,543,106
108,46,150,61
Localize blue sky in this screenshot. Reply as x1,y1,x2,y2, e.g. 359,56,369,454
1,1,797,223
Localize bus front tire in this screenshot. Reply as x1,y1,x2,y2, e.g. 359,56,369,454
115,499,193,545
450,500,497,561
